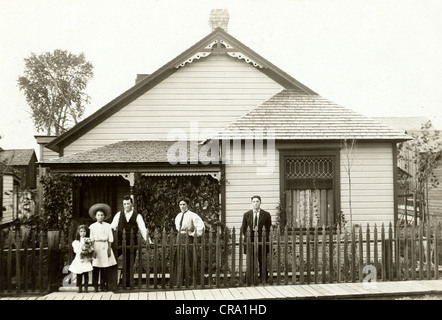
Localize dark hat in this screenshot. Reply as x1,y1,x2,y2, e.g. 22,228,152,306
88,203,112,220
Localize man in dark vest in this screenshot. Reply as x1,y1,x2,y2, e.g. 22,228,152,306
241,195,272,285
110,195,149,288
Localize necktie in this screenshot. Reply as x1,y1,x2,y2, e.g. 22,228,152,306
179,211,187,230
254,212,258,229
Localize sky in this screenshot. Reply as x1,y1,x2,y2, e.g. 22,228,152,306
1,0,442,159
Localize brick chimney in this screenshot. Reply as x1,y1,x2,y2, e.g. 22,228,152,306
209,9,230,32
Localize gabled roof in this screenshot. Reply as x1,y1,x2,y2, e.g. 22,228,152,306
0,149,36,166
40,141,217,166
211,89,412,141
46,27,315,153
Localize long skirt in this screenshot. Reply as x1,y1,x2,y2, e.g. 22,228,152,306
171,235,196,287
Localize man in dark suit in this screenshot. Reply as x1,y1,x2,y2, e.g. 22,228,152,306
241,195,272,284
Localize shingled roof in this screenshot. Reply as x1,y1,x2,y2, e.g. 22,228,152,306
40,140,216,165
212,89,412,141
0,149,36,166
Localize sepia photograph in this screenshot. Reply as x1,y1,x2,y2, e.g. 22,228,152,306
0,0,441,309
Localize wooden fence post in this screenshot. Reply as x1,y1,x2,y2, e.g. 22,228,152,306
358,226,363,282
291,228,296,285
299,228,304,284
38,231,44,293
23,231,29,293
388,223,393,281
223,227,229,288
343,228,348,283
122,230,127,289
208,227,213,288
404,224,409,280
276,226,281,285
435,224,440,280
154,229,159,289
328,226,333,283
160,228,165,289
351,225,356,283
231,227,236,287
145,229,151,290
269,227,274,285
306,228,311,284
238,227,243,287
314,226,318,284
129,229,135,290
263,227,268,285
0,229,4,293
395,224,401,281
374,224,378,281
201,229,206,288
381,224,386,281
284,226,289,285
426,223,431,280
322,226,326,284
419,223,424,280
216,227,221,288
336,227,341,283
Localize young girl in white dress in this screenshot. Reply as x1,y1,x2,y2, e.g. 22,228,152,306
89,203,117,292
68,224,93,293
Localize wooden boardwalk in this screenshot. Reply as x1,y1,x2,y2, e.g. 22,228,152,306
2,280,441,300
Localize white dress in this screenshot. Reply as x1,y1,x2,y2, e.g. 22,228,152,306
68,238,93,274
89,221,117,268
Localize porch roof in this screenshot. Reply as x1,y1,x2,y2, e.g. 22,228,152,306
211,89,412,142
40,140,212,165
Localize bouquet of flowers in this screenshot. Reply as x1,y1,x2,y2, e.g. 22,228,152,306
80,237,94,260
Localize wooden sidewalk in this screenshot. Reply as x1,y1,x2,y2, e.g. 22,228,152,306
2,280,441,300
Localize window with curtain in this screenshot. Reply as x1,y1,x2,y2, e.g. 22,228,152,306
281,150,340,230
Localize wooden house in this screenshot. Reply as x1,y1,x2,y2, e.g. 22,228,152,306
38,13,410,231
376,117,442,226
0,148,38,225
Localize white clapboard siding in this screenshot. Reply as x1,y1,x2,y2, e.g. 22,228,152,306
42,147,59,162
428,164,442,224
2,175,15,223
340,143,395,227
225,142,396,231
64,55,283,156
224,143,280,230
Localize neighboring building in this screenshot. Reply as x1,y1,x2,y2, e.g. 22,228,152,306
375,117,442,226
0,148,38,225
38,11,410,232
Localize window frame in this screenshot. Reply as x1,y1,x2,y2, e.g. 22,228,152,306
279,148,341,231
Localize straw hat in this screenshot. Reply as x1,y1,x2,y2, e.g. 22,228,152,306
88,203,112,220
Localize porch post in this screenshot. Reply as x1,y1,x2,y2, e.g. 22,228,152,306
121,172,136,203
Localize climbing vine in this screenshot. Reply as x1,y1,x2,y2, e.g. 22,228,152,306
39,173,77,233
134,174,222,232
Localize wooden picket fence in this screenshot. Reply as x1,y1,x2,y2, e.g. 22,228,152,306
0,222,440,295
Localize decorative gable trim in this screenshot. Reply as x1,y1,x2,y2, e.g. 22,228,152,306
175,38,264,69
46,27,315,153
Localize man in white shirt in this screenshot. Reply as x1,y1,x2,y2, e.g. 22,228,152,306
110,195,148,288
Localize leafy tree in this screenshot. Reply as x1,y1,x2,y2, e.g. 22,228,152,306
398,120,442,221
18,49,93,135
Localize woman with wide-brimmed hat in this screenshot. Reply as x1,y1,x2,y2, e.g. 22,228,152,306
88,203,117,292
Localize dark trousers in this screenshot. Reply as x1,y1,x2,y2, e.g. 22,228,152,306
92,267,109,291
118,248,138,288
77,272,89,291
247,244,269,284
